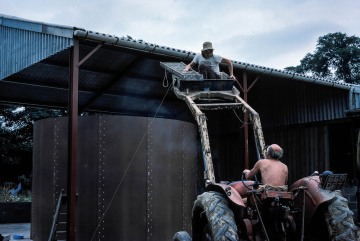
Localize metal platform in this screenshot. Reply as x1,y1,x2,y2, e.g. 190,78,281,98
160,62,233,91
160,62,203,81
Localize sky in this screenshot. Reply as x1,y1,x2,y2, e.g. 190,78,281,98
2,0,360,69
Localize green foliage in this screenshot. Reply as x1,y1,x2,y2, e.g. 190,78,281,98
0,106,65,167
285,32,360,84
0,182,32,202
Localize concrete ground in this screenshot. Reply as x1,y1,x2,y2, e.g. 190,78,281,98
0,222,358,240
0,223,31,241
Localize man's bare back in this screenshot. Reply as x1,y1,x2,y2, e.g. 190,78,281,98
253,159,288,185
243,144,288,186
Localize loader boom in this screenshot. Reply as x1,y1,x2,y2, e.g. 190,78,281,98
160,62,266,183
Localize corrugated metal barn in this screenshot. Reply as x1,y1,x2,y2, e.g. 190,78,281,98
1,14,360,240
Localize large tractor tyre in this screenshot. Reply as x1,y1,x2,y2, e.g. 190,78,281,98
192,191,239,241
307,191,358,241
173,231,192,241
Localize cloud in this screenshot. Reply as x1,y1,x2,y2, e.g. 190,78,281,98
219,21,347,69
1,0,360,69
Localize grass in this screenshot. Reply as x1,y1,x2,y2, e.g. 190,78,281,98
0,183,32,202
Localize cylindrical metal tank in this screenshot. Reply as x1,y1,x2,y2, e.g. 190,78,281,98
31,115,197,241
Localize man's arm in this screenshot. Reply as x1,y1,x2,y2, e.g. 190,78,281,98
243,161,261,180
221,57,236,80
184,61,195,72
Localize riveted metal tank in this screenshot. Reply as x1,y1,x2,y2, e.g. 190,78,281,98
31,115,197,241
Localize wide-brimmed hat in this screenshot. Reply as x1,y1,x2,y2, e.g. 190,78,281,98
202,41,214,51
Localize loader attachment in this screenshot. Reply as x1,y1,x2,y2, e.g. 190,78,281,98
160,62,266,183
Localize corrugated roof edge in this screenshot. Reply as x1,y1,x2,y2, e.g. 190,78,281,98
231,60,356,90
0,14,74,38
1,14,357,91
74,29,195,61
74,29,356,90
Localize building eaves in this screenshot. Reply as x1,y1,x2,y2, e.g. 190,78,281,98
1,14,357,91
74,29,355,91
0,14,73,38
74,29,195,61
230,61,354,90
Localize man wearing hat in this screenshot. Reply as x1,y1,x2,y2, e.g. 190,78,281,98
184,41,236,80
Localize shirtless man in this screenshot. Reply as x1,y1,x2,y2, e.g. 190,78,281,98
243,144,288,187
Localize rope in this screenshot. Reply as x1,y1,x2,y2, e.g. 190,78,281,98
90,83,173,240
252,192,270,241
232,109,252,125
162,69,169,87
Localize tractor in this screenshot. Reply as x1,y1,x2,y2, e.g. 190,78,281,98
182,171,358,240
160,62,358,241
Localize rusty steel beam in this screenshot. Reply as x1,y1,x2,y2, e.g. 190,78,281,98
67,41,107,241
68,39,79,241
231,94,266,160
241,72,265,163
78,43,103,66
243,71,249,169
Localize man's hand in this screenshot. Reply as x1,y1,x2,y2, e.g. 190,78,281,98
243,169,250,177
230,75,237,80
183,62,194,72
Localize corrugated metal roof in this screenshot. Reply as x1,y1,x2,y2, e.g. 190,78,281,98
0,14,73,37
0,14,359,123
73,29,356,90
0,14,73,79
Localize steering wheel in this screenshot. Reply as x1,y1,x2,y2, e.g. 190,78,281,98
242,172,262,191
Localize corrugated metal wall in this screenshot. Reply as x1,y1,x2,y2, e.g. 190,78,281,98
0,17,73,79
202,76,354,184
207,115,346,185
263,125,330,184
247,77,349,127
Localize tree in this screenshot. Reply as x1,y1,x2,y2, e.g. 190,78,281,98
285,32,360,84
0,106,65,181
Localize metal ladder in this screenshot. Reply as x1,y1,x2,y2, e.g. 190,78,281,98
48,190,67,241
160,62,266,183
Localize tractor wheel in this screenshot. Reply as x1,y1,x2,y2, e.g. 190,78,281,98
308,190,358,241
192,191,239,241
173,231,192,241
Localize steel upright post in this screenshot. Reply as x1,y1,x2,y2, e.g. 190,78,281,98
68,39,79,241
243,71,249,169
